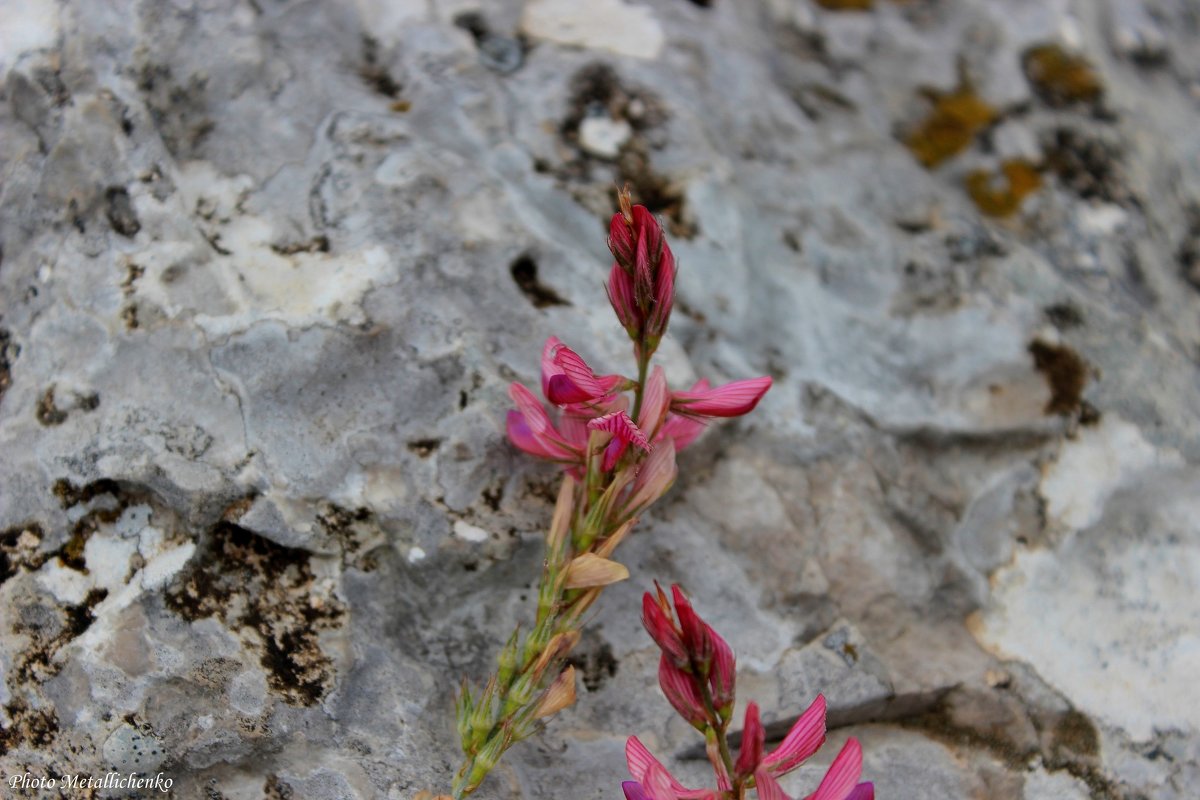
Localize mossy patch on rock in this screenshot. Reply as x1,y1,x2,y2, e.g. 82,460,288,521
1022,44,1104,108
965,160,1042,217
905,82,997,168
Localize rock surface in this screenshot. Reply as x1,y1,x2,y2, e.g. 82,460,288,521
1,0,1198,798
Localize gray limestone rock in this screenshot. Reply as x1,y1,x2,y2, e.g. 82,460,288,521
1,0,1198,798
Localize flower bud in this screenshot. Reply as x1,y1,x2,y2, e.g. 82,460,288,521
658,655,707,729
734,702,764,778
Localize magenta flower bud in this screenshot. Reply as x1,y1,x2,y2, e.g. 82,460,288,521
708,625,736,715
657,655,707,729
609,210,636,273
607,263,642,336
642,591,688,667
734,702,764,778
670,585,712,669
645,247,674,343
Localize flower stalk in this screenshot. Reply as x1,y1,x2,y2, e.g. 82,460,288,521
449,188,773,796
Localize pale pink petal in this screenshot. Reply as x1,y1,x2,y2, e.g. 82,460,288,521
588,411,650,451
624,441,677,513
754,767,792,800
806,738,863,800
626,738,713,799
764,695,826,776
553,345,609,397
671,376,773,418
509,382,555,437
540,336,566,398
735,702,765,777
506,411,561,460
638,366,669,439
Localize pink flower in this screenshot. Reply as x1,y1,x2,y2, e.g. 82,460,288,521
505,383,583,465
671,376,773,419
762,694,827,777
588,410,650,471
540,337,622,407
625,737,718,800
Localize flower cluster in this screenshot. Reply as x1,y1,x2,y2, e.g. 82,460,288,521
625,585,873,800
450,189,772,797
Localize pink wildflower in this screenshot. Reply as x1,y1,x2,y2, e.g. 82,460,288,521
541,337,623,406
625,737,717,800
807,738,869,800
761,694,827,776
505,383,582,465
671,376,773,419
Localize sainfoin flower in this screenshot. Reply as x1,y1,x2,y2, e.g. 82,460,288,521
626,584,874,800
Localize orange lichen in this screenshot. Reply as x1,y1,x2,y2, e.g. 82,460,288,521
905,84,997,169
1022,44,1104,107
965,160,1043,217
815,0,874,9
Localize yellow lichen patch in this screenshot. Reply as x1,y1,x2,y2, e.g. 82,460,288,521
815,0,874,10
904,84,998,169
965,160,1043,217
1022,44,1104,107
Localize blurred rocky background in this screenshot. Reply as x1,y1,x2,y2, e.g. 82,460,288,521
1,0,1199,797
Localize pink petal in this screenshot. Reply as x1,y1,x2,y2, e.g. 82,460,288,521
625,737,712,799
642,592,688,666
622,781,652,800
735,702,765,777
540,336,566,399
754,768,792,800
608,263,641,334
624,441,677,513
506,411,562,460
509,382,555,437
646,248,675,339
764,695,826,776
638,366,669,439
658,655,707,727
671,376,773,418
602,437,630,472
708,625,736,713
588,411,650,451
671,584,711,664
806,738,863,800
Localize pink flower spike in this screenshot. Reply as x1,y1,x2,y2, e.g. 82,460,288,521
754,767,792,800
672,376,773,418
735,702,765,778
763,694,826,776
638,366,670,440
658,655,707,728
806,738,863,800
588,411,650,451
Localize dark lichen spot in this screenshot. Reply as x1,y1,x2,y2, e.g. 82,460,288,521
1022,44,1104,108
264,774,296,800
1050,709,1100,760
407,438,442,458
105,187,141,238
965,159,1042,217
0,700,60,752
510,254,569,309
360,36,402,99
1029,340,1090,416
0,327,17,407
904,79,997,169
1044,303,1084,329
316,502,379,570
615,142,695,238
12,588,108,686
561,63,667,142
0,523,45,585
35,386,67,426
1177,209,1200,291
566,639,618,692
481,483,503,512
1043,128,1131,205
165,523,345,706
270,235,329,256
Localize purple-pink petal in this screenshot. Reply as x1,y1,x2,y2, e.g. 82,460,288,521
588,411,650,451
844,783,874,800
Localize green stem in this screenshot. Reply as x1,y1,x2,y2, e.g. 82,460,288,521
699,679,739,797
630,346,650,424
